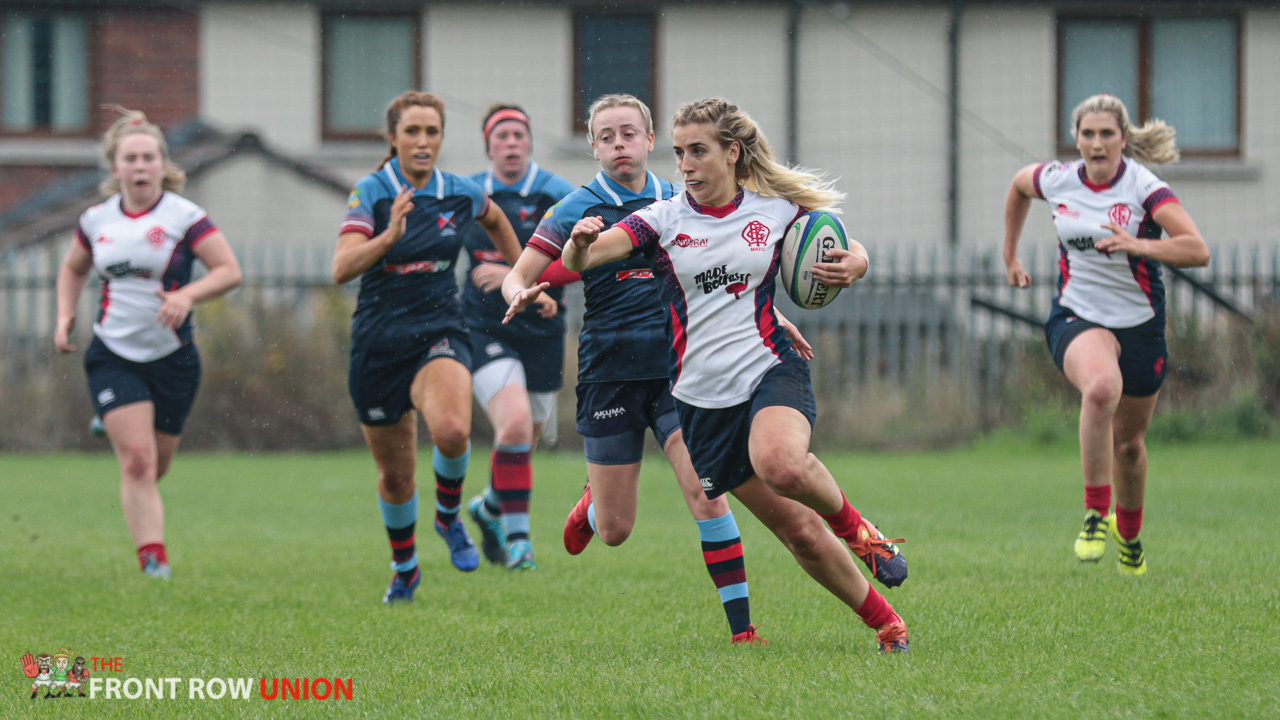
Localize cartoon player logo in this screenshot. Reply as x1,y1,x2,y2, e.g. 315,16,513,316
21,650,84,699
22,652,53,699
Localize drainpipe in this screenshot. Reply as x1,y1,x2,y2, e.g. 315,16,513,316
947,0,964,246
786,0,800,164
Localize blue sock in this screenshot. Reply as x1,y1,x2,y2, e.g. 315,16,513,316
379,492,419,582
697,511,751,635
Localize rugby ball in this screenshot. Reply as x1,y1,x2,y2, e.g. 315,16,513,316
780,210,849,309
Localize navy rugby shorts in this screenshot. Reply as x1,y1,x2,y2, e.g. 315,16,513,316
1045,300,1167,398
348,329,472,426
85,336,201,435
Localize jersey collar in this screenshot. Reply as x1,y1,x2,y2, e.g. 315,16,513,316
385,157,445,200
594,170,662,206
119,192,166,219
685,187,744,218
1078,158,1126,192
483,162,540,197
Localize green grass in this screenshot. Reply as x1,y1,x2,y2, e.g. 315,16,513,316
2,439,1278,718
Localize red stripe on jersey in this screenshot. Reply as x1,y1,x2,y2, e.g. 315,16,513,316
340,221,374,238
756,295,782,357
1132,259,1155,308
669,301,688,382
477,196,492,222
1058,245,1071,294
527,236,562,259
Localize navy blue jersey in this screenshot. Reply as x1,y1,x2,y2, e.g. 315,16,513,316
528,171,676,383
462,162,574,339
341,158,489,352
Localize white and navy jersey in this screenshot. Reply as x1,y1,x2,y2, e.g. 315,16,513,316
76,192,218,362
1034,158,1178,328
619,188,804,408
341,158,490,352
527,171,676,383
461,163,574,339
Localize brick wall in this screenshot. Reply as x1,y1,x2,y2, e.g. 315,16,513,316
0,166,83,215
92,8,200,131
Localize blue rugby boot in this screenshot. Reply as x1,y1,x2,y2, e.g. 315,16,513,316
467,495,508,565
383,567,420,604
435,519,480,572
506,539,536,570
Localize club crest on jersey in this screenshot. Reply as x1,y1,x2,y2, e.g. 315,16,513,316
672,233,708,249
1108,203,1132,227
428,338,456,358
519,205,538,224
695,265,750,297
437,212,457,235
146,226,168,250
741,221,770,250
1054,204,1080,219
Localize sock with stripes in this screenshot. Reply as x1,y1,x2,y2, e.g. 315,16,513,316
1084,484,1112,517
492,443,532,544
696,511,751,636
433,444,469,528
1115,505,1143,541
378,491,418,584
818,493,863,541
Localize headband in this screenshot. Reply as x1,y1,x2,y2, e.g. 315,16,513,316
483,109,530,144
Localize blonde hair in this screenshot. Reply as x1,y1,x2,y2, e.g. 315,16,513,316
99,106,185,196
671,98,844,211
379,91,447,170
1072,94,1180,165
586,93,653,143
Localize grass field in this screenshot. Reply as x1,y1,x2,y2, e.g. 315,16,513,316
2,438,1278,719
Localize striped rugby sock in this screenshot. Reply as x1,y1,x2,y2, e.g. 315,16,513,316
697,511,751,636
379,491,418,584
492,443,532,544
433,444,469,528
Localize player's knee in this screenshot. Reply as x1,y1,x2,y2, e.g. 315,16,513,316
1081,376,1122,414
493,414,533,447
378,468,415,496
117,445,157,482
778,516,826,560
431,424,470,458
1114,436,1146,465
758,460,808,498
596,520,633,547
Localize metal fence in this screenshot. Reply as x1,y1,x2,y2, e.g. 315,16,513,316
4,240,1276,407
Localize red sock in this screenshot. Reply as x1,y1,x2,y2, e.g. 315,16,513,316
855,586,896,629
818,494,862,540
137,542,167,569
1115,505,1143,541
1084,484,1112,517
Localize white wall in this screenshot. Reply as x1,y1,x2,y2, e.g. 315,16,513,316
200,4,320,154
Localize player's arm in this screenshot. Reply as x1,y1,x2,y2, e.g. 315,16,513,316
155,231,243,330
1096,201,1210,268
561,217,634,272
54,237,95,353
332,185,413,284
501,247,556,324
1003,163,1040,289
477,201,522,266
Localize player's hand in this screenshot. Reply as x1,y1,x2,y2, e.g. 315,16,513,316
154,288,194,330
569,217,606,249
811,248,867,288
54,315,77,353
503,282,551,324
1095,222,1139,257
22,652,37,678
386,185,415,243
533,292,558,319
1005,257,1031,288
471,262,510,293
778,315,814,361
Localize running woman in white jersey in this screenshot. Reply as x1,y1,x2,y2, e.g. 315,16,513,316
522,98,911,653
1004,94,1209,576
54,107,242,580
501,94,773,644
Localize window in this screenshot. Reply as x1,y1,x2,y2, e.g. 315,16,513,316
1058,15,1240,155
574,12,656,134
0,12,89,134
322,13,420,138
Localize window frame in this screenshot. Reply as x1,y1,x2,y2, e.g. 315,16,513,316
572,9,658,135
0,10,95,138
319,10,423,141
1056,12,1243,159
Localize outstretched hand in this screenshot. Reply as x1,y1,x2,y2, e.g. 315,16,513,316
503,282,552,324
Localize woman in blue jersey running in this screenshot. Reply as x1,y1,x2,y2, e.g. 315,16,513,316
1004,94,1209,576
333,91,522,602
460,103,576,570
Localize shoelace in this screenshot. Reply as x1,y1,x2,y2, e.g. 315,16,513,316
1082,515,1105,538
857,536,906,575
